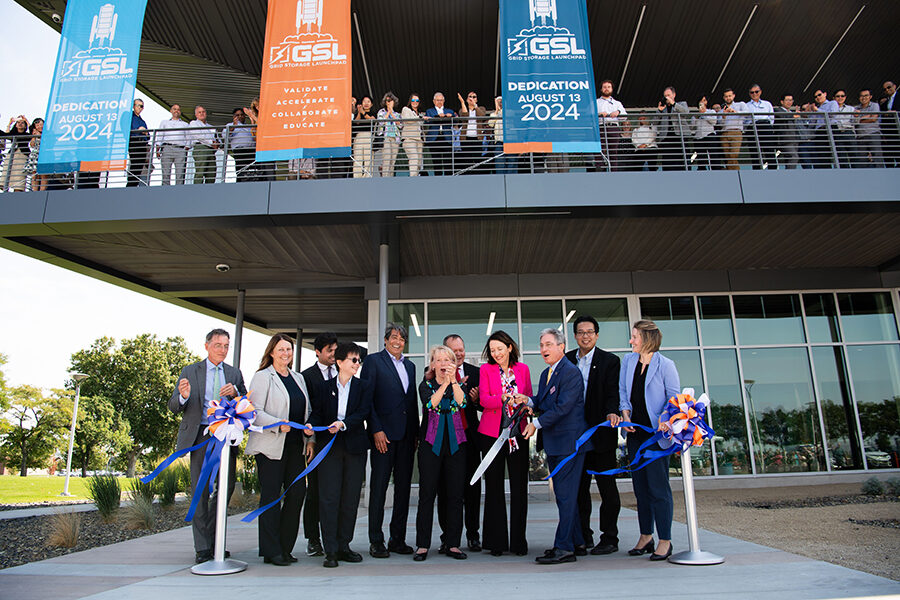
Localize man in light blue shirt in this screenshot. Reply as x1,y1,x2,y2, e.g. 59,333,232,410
809,90,840,168
746,84,775,169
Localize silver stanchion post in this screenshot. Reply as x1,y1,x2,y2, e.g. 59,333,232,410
668,446,724,565
191,442,247,575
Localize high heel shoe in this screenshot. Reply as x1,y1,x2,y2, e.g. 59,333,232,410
649,543,672,561
627,540,655,556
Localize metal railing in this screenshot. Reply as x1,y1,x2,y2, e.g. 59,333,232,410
2,111,898,192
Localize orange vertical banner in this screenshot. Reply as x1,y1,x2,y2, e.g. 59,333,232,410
256,0,351,161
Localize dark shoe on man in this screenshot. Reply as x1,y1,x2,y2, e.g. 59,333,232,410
369,542,390,558
195,551,213,564
323,553,339,568
467,538,482,552
591,543,618,555
387,540,414,555
337,550,363,563
535,548,577,564
307,539,324,557
285,553,299,563
263,555,290,566
574,544,588,557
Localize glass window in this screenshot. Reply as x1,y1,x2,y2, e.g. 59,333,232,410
803,293,841,343
387,303,425,355
664,350,712,476
564,298,630,351
704,349,752,475
698,296,734,346
740,347,825,473
845,344,900,469
521,300,563,353
838,292,899,342
734,294,806,345
639,296,698,347
812,346,863,470
519,353,546,395
427,301,518,357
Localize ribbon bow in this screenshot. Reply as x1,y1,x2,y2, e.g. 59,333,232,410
663,389,714,452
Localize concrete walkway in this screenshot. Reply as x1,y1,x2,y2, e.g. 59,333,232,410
1,498,897,600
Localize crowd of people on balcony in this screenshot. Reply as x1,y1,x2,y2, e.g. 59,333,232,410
2,80,898,190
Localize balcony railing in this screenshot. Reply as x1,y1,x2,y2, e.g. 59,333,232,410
2,111,898,192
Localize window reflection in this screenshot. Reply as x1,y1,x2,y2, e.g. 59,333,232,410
846,344,900,469
640,296,698,346
564,298,630,351
812,346,863,469
427,301,518,355
838,292,899,342
521,300,564,353
803,293,842,344
734,294,806,345
664,349,712,476
698,296,734,345
740,347,825,473
388,303,425,355
704,349,752,475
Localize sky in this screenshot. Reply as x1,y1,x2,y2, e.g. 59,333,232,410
0,1,315,390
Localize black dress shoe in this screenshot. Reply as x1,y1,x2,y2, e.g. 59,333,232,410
307,539,324,557
535,548,577,564
285,553,299,563
438,543,449,555
369,542,390,558
628,540,655,556
649,543,673,561
195,551,213,564
490,549,504,557
467,539,482,552
413,551,428,562
337,549,363,563
323,554,339,568
591,543,618,555
574,544,588,557
446,549,467,560
388,541,414,555
263,555,290,566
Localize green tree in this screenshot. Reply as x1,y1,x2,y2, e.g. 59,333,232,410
69,335,199,476
0,352,9,413
72,394,132,477
0,386,69,476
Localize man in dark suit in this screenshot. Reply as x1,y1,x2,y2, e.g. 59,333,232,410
168,328,246,564
424,92,457,176
308,342,373,568
520,328,588,564
361,323,418,557
880,81,899,167
566,316,621,556
437,334,481,552
300,331,339,558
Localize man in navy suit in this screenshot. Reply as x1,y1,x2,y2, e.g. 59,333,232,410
519,328,588,564
361,323,418,558
424,92,457,176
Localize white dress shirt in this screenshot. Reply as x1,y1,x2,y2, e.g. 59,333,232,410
317,361,335,381
576,347,595,401
189,119,217,146
156,118,189,148
390,353,409,392
596,96,627,123
336,377,350,421
746,99,775,124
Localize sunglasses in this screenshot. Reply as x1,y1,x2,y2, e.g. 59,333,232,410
468,95,477,98
343,357,361,364
750,90,761,93
834,94,846,98
411,98,419,102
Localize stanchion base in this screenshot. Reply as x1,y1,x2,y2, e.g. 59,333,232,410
191,558,248,575
668,550,724,565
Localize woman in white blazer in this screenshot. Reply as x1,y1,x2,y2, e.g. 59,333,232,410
245,333,315,566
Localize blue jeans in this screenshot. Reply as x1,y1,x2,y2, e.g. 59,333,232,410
627,433,673,540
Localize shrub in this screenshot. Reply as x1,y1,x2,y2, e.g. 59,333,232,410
884,477,900,496
129,478,156,503
46,511,81,548
123,494,156,530
173,461,192,497
861,476,884,496
87,474,121,521
157,469,179,507
238,460,259,495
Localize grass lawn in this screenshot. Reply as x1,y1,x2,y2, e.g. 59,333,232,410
0,474,130,505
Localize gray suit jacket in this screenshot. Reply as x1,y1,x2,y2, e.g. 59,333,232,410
168,359,247,451
656,101,689,141
244,365,315,460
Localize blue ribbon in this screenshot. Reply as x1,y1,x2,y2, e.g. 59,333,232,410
544,420,667,480
431,397,459,457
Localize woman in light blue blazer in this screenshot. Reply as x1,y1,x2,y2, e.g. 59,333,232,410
611,320,680,561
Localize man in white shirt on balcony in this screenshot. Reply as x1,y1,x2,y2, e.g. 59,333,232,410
155,104,189,185
745,85,775,169
719,89,747,170
189,106,219,185
595,80,626,172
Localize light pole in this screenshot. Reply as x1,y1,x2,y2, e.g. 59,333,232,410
61,373,89,497
743,379,763,472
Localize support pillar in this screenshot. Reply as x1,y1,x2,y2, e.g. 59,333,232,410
378,243,389,351
294,328,303,371
233,289,245,368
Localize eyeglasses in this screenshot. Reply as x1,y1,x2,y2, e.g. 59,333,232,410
834,94,846,98
135,103,144,107
815,92,824,97
468,95,477,98
575,330,597,337
344,357,361,364
411,98,419,102
750,90,761,94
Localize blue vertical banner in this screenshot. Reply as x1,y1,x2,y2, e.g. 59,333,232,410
499,0,602,154
37,1,149,174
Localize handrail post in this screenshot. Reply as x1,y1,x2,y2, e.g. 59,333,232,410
679,114,689,170
751,118,763,168
823,112,840,168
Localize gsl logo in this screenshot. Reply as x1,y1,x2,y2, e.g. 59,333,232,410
508,35,584,58
61,55,133,78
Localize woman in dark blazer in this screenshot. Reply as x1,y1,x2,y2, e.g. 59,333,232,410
611,320,680,561
414,345,469,561
245,333,314,566
307,342,372,568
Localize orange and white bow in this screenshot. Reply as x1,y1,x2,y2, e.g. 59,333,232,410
205,394,257,446
661,388,714,451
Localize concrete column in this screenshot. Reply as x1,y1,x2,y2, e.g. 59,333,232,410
294,328,303,371
233,289,245,368
378,242,389,351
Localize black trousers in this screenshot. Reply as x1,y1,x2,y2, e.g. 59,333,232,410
416,441,466,549
368,434,415,545
302,465,320,542
479,432,529,554
232,147,256,181
127,144,149,186
577,448,621,547
318,439,366,554
189,429,237,553
439,425,481,543
255,442,306,558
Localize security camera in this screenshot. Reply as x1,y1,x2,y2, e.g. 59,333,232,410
215,263,231,273
51,13,62,24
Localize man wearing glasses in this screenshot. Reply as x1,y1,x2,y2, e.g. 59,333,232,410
566,315,621,556
127,99,149,186
457,91,488,174
745,85,775,169
809,90,839,168
855,90,882,167
879,81,898,167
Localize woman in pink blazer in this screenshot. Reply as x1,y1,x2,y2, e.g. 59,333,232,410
477,330,533,556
